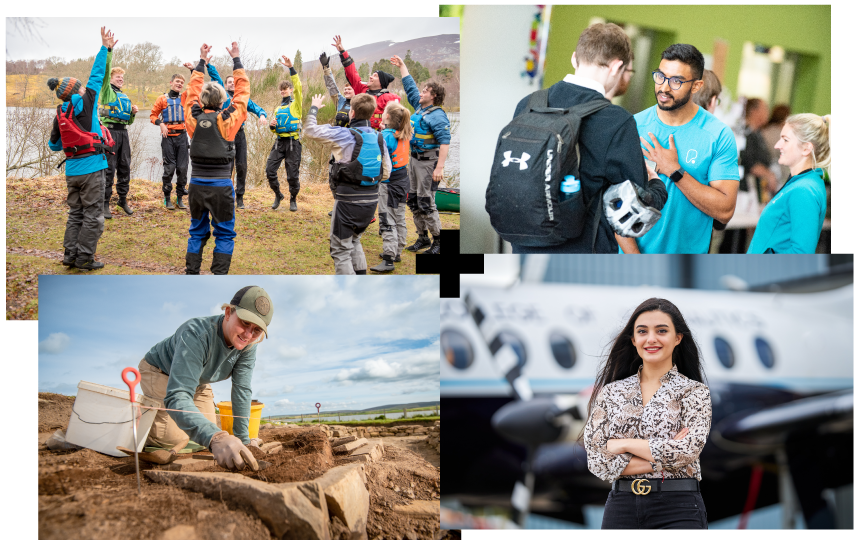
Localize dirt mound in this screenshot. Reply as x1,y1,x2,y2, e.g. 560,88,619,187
365,446,442,539
38,392,75,432
208,428,334,483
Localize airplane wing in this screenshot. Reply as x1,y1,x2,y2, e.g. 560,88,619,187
713,389,853,447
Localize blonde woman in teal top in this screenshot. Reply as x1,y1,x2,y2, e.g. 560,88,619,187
748,114,830,253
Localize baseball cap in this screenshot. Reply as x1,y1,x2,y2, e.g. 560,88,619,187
230,286,273,338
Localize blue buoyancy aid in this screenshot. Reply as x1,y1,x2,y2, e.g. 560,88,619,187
274,100,301,136
331,128,384,187
161,94,184,124
101,90,134,122
410,105,442,150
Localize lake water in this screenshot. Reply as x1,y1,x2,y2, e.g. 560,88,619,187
7,108,460,184
268,409,440,423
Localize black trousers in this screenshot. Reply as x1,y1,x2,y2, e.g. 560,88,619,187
161,132,188,198
601,488,708,529
232,127,248,197
104,127,131,204
265,136,301,198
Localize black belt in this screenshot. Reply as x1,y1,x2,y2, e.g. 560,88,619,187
104,123,128,131
614,478,699,495
411,150,438,160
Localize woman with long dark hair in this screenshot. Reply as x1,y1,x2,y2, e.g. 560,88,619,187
582,298,711,529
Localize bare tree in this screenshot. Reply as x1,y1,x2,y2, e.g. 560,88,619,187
7,17,47,57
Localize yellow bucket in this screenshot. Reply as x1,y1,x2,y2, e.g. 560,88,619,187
217,401,264,439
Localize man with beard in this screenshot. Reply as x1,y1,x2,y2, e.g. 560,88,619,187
625,44,739,254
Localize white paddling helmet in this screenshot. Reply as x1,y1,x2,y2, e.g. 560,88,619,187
603,180,661,238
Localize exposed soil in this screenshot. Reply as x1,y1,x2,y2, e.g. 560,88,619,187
38,392,75,433
38,394,446,539
364,446,442,539
211,427,334,484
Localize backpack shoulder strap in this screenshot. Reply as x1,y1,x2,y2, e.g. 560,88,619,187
349,128,364,161
590,187,605,253
526,88,550,111
570,98,612,118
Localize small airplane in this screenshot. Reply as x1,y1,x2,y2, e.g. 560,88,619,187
442,261,853,528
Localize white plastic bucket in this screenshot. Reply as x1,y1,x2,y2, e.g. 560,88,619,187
65,380,162,457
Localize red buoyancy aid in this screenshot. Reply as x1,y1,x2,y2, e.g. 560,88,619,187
56,103,115,159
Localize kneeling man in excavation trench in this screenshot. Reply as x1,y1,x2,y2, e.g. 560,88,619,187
117,286,272,471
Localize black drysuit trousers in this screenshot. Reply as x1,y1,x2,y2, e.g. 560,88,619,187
161,132,188,198
265,136,301,198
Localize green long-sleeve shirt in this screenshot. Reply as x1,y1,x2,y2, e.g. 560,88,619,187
99,49,136,125
143,315,256,446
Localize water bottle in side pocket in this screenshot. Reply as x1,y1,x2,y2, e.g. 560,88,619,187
560,175,581,201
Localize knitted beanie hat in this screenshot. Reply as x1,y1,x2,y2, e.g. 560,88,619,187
375,71,395,89
47,77,82,101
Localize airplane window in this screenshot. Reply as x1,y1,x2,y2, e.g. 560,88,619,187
440,329,474,370
714,337,735,368
497,331,528,370
755,337,775,369
549,332,576,369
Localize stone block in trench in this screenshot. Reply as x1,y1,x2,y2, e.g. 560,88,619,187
347,439,384,464
331,435,357,448
393,500,441,520
332,438,368,455
163,458,216,472
313,464,369,539
144,470,330,539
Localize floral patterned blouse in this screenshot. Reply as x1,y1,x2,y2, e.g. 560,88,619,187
583,364,712,482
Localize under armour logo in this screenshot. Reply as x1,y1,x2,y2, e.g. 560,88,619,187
502,151,530,170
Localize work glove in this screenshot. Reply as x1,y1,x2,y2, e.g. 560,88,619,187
249,437,264,448
209,431,259,471
319,52,330,69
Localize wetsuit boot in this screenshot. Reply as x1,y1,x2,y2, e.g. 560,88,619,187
423,236,440,254
370,256,396,273
74,257,105,270
406,233,431,252
176,195,186,209
165,194,175,210
103,202,113,219
272,192,285,210
62,250,77,267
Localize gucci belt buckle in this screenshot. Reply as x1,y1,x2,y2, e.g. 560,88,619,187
631,478,651,495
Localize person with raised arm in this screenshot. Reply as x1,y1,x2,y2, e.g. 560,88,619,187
48,27,116,271
183,42,249,275
390,54,450,254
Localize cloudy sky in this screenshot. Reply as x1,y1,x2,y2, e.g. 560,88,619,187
6,16,458,66
38,275,440,419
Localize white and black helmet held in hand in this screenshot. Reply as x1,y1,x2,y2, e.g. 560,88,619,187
603,180,662,238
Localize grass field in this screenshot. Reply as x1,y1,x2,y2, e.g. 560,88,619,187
6,175,458,320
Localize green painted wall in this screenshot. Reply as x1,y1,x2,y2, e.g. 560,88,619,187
544,5,830,115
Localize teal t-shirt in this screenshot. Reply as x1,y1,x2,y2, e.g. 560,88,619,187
747,168,827,254
144,315,256,446
632,106,740,253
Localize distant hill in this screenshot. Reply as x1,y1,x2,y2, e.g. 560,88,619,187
269,401,440,418
304,34,459,72
364,401,440,412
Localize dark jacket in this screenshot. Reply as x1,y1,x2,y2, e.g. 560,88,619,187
511,79,667,254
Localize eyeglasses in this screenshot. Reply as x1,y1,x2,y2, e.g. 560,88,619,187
652,71,697,90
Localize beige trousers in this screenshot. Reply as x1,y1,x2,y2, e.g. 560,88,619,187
138,359,216,449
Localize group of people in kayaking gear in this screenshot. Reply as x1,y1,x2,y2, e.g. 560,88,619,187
50,30,450,274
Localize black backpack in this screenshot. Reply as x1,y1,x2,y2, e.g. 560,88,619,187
485,89,610,247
